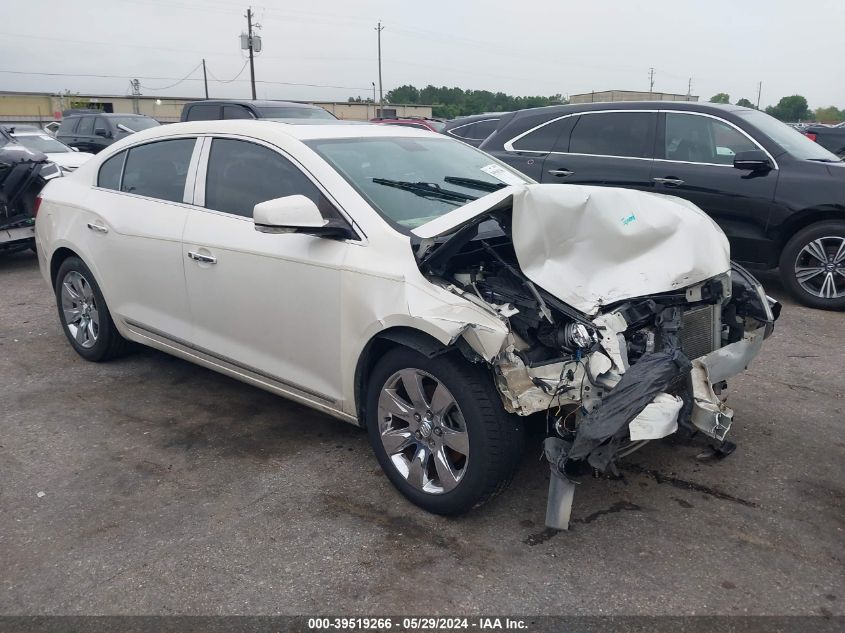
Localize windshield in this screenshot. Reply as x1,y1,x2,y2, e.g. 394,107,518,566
306,136,529,229
13,133,72,153
258,106,336,120
112,117,160,133
738,110,840,161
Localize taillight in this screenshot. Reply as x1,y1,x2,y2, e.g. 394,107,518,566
804,132,817,142
33,195,42,217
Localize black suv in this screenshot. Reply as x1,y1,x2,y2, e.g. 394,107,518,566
180,99,336,122
481,102,845,310
442,112,510,147
56,113,159,154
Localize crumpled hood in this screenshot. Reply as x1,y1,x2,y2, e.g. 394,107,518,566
413,184,730,315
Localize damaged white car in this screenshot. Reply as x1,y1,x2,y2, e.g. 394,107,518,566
34,121,779,528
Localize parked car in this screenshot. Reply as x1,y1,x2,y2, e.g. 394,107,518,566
3,125,94,173
442,112,510,147
34,120,778,527
180,99,336,122
56,113,160,154
369,117,445,132
481,102,845,310
802,123,845,159
0,127,60,253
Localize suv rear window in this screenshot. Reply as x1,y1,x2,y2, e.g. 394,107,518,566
57,118,79,135
185,104,220,121
569,112,653,158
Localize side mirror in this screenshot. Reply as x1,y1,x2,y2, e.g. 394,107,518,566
253,195,353,240
94,127,110,138
733,149,771,171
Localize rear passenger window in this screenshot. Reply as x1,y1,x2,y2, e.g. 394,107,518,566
222,105,254,120
512,117,576,152
97,151,126,190
120,139,196,202
204,138,338,219
186,104,220,121
76,117,95,136
569,112,653,158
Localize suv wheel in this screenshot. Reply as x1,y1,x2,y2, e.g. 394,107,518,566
55,256,130,361
779,220,845,310
365,347,524,515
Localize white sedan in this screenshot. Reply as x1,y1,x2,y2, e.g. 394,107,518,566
34,121,777,525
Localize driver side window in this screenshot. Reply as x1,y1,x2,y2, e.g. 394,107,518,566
664,113,757,165
204,138,340,219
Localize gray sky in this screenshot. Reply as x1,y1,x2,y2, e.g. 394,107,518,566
2,0,843,109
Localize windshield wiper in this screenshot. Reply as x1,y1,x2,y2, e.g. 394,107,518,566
372,178,477,204
443,176,506,193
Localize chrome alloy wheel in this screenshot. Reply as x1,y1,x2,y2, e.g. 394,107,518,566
377,368,470,495
60,271,100,349
794,236,845,299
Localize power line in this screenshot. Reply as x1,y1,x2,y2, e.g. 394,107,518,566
139,62,203,90
205,60,250,84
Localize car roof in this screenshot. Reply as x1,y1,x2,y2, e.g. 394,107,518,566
122,119,440,143
64,112,152,118
509,101,751,119
188,99,319,108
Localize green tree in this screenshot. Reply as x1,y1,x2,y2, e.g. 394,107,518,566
709,93,730,104
736,98,755,108
380,85,566,118
814,106,844,124
765,95,812,122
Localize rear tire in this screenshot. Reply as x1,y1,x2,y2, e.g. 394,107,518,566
779,220,845,311
365,347,524,515
54,256,130,361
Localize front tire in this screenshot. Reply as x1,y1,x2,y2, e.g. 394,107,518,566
365,347,524,515
55,256,130,361
779,220,845,310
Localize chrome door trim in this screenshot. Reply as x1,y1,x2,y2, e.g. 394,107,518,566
122,318,357,424
446,117,501,141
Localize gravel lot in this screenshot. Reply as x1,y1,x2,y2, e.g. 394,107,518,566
1,249,843,616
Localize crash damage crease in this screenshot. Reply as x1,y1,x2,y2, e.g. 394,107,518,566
410,184,778,530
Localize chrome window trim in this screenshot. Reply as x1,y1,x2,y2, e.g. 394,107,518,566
660,110,779,170
447,118,500,141
503,108,779,169
193,133,367,244
503,109,658,153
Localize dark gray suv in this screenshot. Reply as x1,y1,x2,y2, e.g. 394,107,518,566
56,113,160,154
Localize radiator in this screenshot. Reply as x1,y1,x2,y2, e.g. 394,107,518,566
681,305,722,360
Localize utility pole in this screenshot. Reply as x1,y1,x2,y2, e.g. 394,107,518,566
202,59,209,98
687,77,692,100
246,8,257,100
375,21,384,116
372,81,376,119
130,78,141,114
756,81,762,109
649,67,655,93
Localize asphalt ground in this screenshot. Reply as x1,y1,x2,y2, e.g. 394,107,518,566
1,249,842,616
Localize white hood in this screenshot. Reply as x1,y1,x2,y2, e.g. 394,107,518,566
413,184,730,315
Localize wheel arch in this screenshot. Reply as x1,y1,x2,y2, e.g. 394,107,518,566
353,326,479,428
49,246,83,289
774,206,845,253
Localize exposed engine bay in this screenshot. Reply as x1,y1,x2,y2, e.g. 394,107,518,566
412,184,780,529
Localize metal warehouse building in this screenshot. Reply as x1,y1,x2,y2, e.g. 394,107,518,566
0,91,433,125
569,90,699,104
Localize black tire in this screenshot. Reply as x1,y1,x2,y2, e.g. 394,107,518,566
778,220,845,310
365,347,524,515
54,256,130,361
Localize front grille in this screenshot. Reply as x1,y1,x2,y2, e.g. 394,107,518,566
680,305,721,360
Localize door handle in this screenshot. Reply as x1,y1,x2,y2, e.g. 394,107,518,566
652,177,685,186
86,222,108,234
187,251,217,264
548,169,574,177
